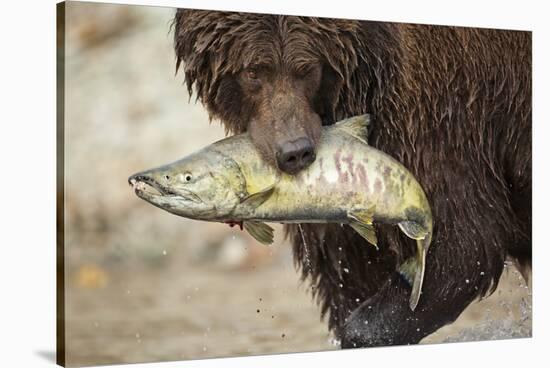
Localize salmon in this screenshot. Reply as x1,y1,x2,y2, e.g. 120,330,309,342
129,115,433,310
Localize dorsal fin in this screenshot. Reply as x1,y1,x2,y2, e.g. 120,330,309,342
332,114,372,144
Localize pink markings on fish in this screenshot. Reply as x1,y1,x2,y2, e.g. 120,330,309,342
334,148,350,184
374,178,382,193
356,163,369,191
342,153,356,184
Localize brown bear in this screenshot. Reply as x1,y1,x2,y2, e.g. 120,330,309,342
172,9,531,347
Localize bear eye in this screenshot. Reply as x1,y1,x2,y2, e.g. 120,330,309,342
295,63,321,78
295,67,311,77
241,66,266,89
246,69,258,80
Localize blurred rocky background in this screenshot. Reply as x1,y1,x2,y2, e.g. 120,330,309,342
61,2,531,366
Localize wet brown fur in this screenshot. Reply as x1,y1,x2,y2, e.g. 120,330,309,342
173,10,531,346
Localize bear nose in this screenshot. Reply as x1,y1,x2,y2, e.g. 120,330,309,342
276,137,316,174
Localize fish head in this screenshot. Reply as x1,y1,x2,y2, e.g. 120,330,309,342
129,150,246,220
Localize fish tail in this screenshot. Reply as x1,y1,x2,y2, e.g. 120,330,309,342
409,234,431,311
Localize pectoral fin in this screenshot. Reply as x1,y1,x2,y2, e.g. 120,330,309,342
243,222,274,245
240,184,275,209
348,208,377,249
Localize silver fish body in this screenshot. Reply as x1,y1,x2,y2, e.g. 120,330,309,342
129,115,433,310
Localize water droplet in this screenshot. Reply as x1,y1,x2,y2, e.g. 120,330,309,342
339,283,344,288
298,224,312,275
203,346,207,352
162,249,167,256
343,268,350,273
355,298,360,302
465,279,470,283
480,271,485,276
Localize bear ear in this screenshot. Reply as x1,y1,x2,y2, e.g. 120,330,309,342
332,114,373,144
173,9,211,99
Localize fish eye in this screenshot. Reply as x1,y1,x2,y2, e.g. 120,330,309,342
164,175,171,181
184,173,192,182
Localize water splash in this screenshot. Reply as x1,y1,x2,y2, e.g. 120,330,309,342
519,297,531,323
328,336,341,347
441,296,532,343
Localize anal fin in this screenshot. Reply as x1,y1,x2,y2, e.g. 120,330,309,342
243,222,274,245
348,208,378,249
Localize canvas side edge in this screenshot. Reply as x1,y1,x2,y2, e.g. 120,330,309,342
56,2,66,367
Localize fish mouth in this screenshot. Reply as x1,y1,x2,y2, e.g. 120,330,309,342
128,175,202,203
